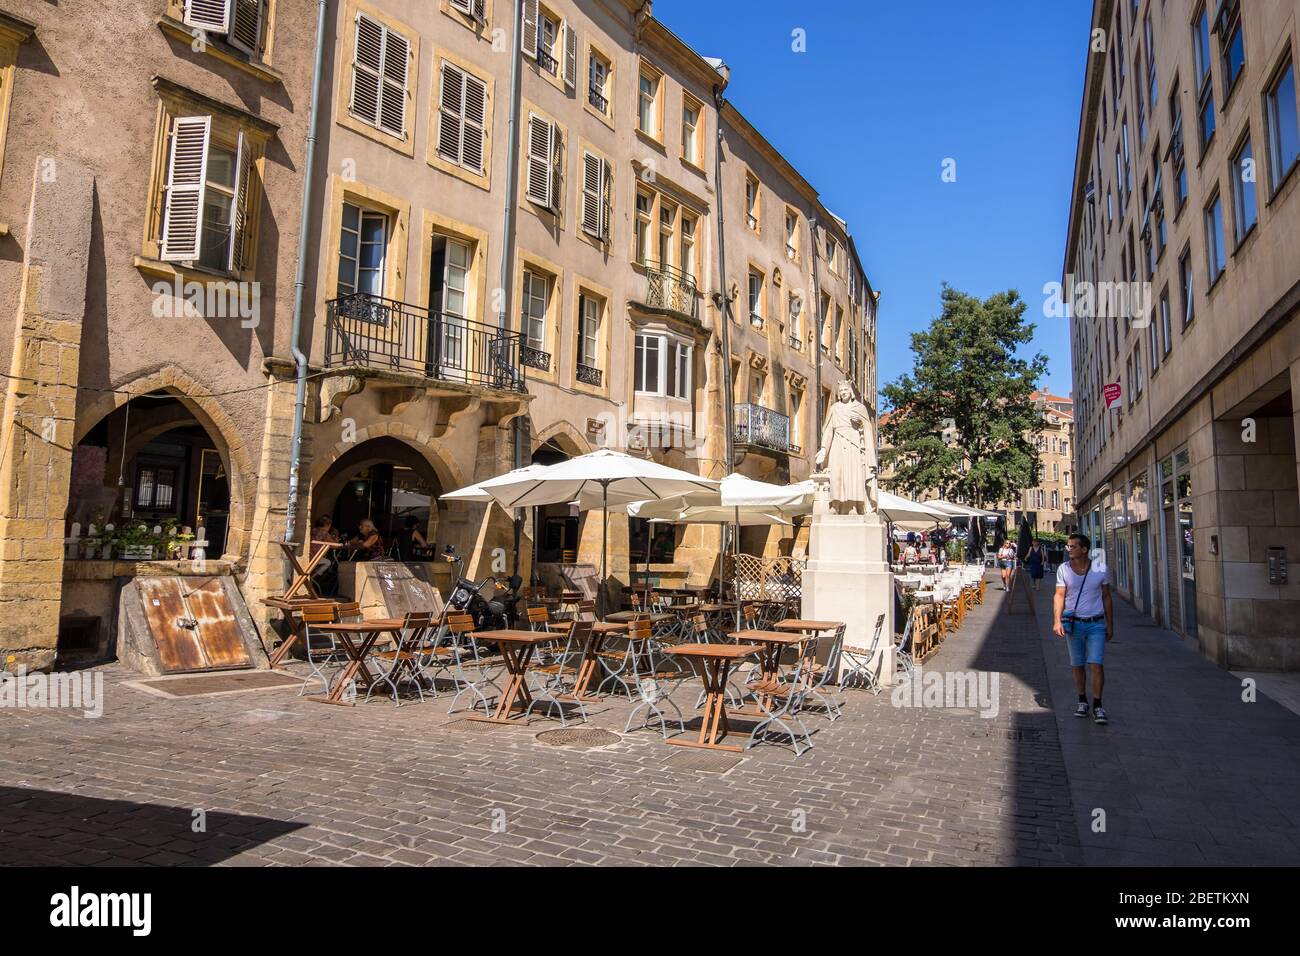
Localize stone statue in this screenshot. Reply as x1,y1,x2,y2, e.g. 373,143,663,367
814,380,878,516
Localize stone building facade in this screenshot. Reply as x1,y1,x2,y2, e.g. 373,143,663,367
0,0,877,668
1065,0,1300,669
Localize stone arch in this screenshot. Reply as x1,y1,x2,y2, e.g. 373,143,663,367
72,366,254,559
310,420,465,494
531,420,592,459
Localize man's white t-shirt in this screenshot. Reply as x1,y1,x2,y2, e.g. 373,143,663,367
1056,561,1109,618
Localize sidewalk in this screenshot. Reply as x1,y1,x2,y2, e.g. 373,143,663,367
1022,572,1300,865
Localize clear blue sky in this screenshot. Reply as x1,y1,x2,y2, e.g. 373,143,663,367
654,0,1091,400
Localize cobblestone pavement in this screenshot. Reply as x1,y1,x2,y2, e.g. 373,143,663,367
1,571,1295,866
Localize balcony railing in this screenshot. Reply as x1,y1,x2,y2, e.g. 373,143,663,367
588,86,608,113
325,293,526,392
536,46,558,75
734,403,791,453
640,261,698,322
576,363,603,386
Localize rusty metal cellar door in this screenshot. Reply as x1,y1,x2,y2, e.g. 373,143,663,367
138,577,252,673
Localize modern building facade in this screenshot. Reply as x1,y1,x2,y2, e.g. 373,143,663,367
1064,0,1300,669
0,0,878,668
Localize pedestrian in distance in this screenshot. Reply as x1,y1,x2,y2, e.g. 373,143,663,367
1052,533,1113,724
997,541,1016,590
1024,538,1046,591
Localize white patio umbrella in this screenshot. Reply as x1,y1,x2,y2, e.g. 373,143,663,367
474,448,718,615
928,499,1001,518
440,464,553,503
877,490,952,524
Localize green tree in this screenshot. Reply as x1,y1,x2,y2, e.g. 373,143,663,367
880,284,1047,509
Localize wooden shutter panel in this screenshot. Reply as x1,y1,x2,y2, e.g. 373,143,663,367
563,23,577,88
521,0,538,58
473,0,486,22
379,28,409,138
184,0,232,33
228,131,253,272
350,14,383,127
549,122,562,212
438,62,465,164
526,114,551,206
227,0,262,56
161,115,211,262
581,152,601,237
600,159,613,240
449,0,472,12
462,74,487,173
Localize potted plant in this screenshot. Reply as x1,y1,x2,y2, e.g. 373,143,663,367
118,521,156,561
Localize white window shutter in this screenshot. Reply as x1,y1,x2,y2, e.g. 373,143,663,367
462,74,487,173
581,151,600,237
563,23,577,88
228,131,253,272
184,0,232,34
438,62,465,164
521,0,538,58
350,14,383,127
473,0,486,22
449,0,472,12
161,115,211,262
378,28,409,138
227,0,262,56
526,114,551,206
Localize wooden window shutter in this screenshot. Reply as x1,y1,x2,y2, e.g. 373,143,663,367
438,62,465,164
184,0,232,34
526,114,552,206
461,73,487,172
378,28,409,138
350,13,384,128
563,23,577,88
521,0,538,58
581,152,601,237
161,115,211,262
227,0,262,56
549,121,562,212
473,0,486,22
228,131,253,272
449,0,473,13
600,159,612,240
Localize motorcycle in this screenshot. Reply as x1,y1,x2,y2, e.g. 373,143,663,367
441,547,521,630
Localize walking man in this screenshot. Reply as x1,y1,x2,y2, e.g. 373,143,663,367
1052,533,1113,724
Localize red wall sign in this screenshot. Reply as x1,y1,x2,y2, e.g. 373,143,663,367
1103,383,1122,408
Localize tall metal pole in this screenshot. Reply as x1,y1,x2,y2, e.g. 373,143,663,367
712,88,735,597
283,0,330,543
502,0,526,575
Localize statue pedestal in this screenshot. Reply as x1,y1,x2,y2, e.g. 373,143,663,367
802,509,895,687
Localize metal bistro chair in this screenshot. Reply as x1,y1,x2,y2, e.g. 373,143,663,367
367,611,436,705
596,613,652,698
623,617,689,739
839,615,886,696
698,605,757,708
525,618,592,727
445,613,504,716
297,601,362,697
799,623,848,720
745,633,817,757
530,601,593,691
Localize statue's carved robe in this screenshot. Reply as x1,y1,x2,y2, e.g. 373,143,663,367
819,398,873,510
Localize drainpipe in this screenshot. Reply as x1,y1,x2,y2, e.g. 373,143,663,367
712,87,734,474
810,217,823,439
502,0,525,574
283,0,330,543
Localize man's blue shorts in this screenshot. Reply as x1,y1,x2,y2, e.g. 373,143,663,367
1064,616,1106,666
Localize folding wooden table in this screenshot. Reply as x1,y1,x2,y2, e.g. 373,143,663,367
662,642,760,752
261,596,340,669
730,629,810,715
278,540,344,599
464,630,558,724
305,618,406,706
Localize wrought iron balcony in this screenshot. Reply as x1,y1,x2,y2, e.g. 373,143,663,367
576,363,603,386
588,86,608,113
638,261,698,322
325,293,526,392
536,46,558,75
522,345,551,371
734,403,791,454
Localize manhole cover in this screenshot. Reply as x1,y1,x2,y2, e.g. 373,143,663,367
535,728,621,748
664,749,745,773
445,718,521,733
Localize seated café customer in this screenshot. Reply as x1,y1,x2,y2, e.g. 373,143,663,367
397,516,428,559
903,543,919,564
348,518,386,561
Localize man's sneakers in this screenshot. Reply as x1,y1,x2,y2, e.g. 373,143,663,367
1093,705,1108,725
1074,701,1090,718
